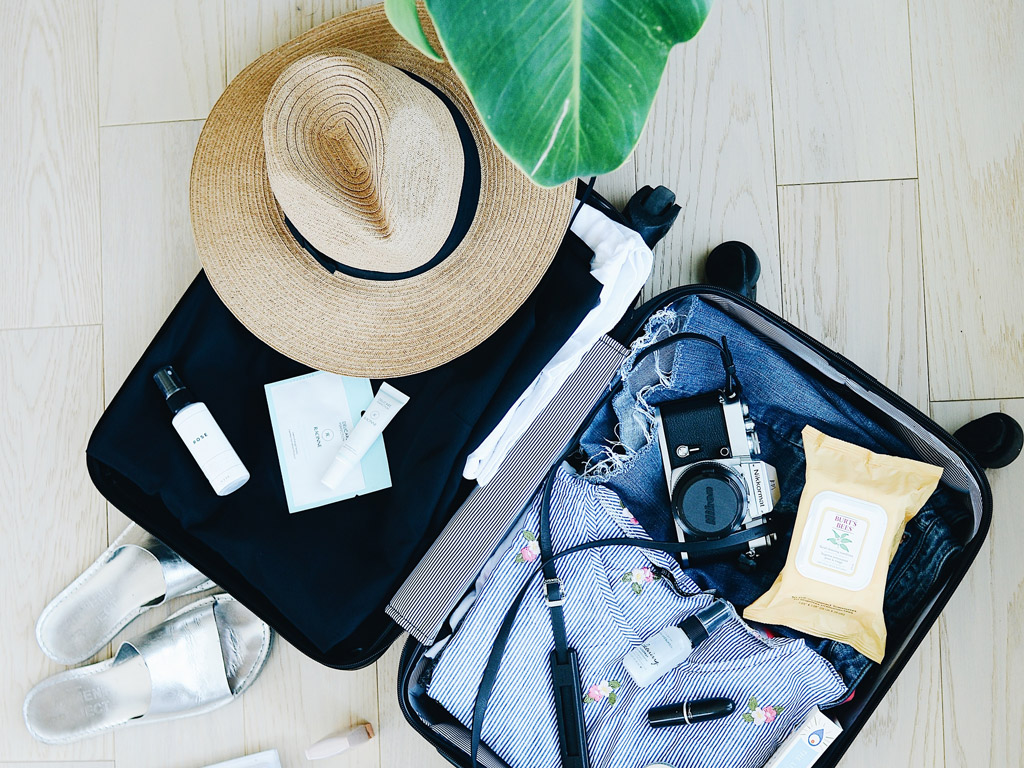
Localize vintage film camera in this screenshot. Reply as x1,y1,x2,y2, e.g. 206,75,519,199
655,384,779,564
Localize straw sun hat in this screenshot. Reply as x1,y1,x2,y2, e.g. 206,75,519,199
190,4,575,377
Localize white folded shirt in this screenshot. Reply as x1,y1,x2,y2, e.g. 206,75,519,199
462,202,653,484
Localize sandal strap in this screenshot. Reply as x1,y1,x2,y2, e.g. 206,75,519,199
120,598,232,716
115,525,211,601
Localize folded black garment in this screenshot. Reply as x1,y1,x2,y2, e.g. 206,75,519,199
87,232,601,664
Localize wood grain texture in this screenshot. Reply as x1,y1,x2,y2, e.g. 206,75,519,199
931,398,1024,768
779,180,929,409
99,120,204,400
593,158,637,213
910,0,1024,401
95,29,257,768
0,327,110,762
112,689,244,768
782,180,939,767
243,639,379,767
376,639,451,768
837,628,944,768
634,0,782,312
768,0,917,185
98,0,225,125
225,0,363,81
0,0,102,329
1,0,1021,765
99,120,203,539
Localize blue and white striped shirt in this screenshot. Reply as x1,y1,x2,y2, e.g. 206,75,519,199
427,465,846,768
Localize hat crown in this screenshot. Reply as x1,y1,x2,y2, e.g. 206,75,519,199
312,117,390,237
190,4,575,377
263,50,465,273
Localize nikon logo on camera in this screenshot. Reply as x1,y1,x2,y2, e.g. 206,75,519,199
704,486,717,526
752,465,766,509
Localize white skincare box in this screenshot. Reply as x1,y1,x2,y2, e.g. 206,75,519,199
202,750,282,768
763,706,842,768
265,371,392,512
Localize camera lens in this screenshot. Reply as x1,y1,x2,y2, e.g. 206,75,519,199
672,464,746,538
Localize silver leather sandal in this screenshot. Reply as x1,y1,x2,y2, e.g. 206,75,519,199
24,594,272,744
36,523,215,665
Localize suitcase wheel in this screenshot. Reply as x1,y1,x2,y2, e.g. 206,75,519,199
954,411,1024,469
704,241,761,302
622,185,681,250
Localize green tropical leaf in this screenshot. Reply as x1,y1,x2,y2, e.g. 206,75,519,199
631,582,642,595
607,692,617,705
384,0,443,61
522,530,536,541
621,573,632,582
742,713,754,723
747,696,758,711
583,695,594,703
515,553,525,563
421,0,714,186
775,705,785,715
609,680,621,688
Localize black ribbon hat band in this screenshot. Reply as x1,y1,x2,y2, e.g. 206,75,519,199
282,69,482,281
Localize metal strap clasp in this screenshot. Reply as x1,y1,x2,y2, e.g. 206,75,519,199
543,578,565,607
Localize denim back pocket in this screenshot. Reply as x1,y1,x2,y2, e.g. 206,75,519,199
883,505,963,631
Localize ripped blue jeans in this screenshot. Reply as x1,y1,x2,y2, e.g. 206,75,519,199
580,296,969,692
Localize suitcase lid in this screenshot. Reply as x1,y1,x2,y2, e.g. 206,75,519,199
84,189,655,669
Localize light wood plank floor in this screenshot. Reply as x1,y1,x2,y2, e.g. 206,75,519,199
1,1,1021,766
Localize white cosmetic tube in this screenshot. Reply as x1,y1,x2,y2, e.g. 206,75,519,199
321,382,409,489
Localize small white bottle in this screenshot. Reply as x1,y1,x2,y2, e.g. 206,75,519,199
622,600,732,688
154,365,250,496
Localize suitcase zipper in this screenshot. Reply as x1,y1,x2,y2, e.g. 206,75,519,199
397,638,474,767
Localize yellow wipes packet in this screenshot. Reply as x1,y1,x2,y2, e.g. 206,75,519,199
743,426,943,663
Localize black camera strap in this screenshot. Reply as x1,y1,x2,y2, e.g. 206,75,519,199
469,464,787,768
469,330,763,768
630,331,741,399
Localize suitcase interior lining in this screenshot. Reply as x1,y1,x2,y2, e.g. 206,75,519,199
706,294,983,530
401,290,986,767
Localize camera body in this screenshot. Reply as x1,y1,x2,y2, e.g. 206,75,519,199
655,390,780,563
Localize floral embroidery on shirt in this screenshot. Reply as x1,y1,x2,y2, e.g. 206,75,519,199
583,679,621,705
515,530,541,563
741,696,784,724
620,501,639,525
620,566,661,594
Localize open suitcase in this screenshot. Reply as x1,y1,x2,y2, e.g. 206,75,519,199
86,185,994,768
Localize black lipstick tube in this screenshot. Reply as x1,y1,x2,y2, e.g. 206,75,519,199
647,697,736,728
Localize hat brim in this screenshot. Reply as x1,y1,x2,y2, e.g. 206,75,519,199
190,5,575,377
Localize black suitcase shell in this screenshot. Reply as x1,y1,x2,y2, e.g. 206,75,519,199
84,191,992,768
393,284,992,768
